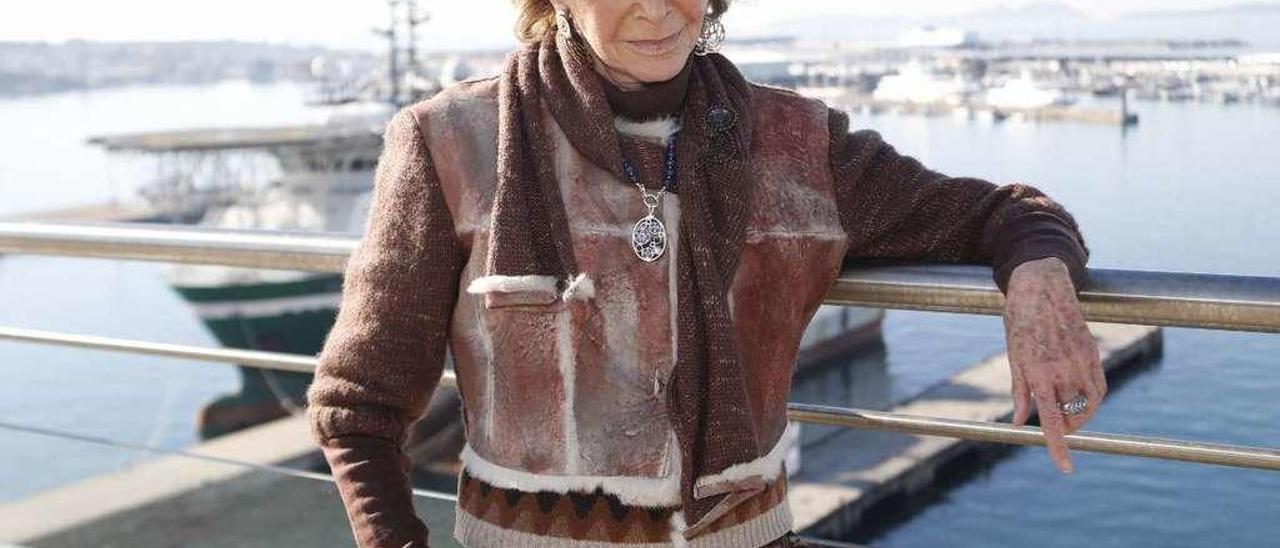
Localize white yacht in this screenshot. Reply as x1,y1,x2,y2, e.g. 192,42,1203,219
985,70,1076,109
873,61,981,105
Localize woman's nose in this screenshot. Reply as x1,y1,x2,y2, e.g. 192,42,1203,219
632,0,672,23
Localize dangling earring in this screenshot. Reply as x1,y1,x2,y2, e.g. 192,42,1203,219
555,9,574,41
693,12,724,56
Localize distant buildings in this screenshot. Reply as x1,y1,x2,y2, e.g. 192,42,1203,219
896,26,980,49
0,40,377,97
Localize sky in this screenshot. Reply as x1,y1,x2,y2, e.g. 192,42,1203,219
0,0,1272,51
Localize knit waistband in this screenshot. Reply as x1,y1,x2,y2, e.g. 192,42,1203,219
452,466,793,547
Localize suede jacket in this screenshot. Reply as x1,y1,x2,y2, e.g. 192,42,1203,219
304,72,1091,548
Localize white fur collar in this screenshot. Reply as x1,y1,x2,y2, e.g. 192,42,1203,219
614,115,681,146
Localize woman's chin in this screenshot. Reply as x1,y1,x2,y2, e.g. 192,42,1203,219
617,57,689,84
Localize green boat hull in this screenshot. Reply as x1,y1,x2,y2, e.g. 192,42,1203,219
172,273,342,439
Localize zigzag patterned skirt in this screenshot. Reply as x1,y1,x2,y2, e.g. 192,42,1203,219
454,467,808,546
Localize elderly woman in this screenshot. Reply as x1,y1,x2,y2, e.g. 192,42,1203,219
304,0,1105,547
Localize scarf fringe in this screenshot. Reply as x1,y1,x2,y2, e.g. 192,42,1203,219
692,422,799,499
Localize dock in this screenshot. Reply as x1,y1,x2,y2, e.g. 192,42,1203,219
0,200,204,224
0,413,462,548
788,321,1162,541
797,87,1141,127
850,97,1139,126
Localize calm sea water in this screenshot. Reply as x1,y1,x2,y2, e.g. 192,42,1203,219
845,100,1280,547
0,81,1276,546
0,81,331,502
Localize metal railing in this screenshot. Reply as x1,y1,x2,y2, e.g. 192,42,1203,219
1,220,1278,472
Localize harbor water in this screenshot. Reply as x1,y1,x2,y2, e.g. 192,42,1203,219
844,98,1280,547
0,80,1277,546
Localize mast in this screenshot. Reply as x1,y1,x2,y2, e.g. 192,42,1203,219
373,0,430,109
372,0,401,108
405,0,429,80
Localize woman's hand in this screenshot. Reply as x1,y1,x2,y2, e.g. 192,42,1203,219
1002,256,1106,474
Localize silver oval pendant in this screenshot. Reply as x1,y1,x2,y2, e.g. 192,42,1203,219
631,214,667,262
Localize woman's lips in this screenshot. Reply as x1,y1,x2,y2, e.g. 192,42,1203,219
626,29,682,56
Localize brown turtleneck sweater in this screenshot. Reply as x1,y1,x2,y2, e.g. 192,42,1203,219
601,55,693,121
306,53,1089,548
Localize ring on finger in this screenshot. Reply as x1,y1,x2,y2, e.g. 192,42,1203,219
1060,393,1088,416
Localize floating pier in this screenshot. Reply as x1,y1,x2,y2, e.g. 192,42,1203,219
788,321,1163,541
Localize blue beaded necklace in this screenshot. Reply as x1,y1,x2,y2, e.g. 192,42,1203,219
620,134,679,193
620,133,678,262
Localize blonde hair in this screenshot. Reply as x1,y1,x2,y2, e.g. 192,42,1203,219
512,0,732,45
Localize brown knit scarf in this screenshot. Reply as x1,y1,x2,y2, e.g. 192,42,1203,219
488,27,763,537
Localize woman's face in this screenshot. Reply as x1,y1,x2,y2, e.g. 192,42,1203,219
552,0,708,89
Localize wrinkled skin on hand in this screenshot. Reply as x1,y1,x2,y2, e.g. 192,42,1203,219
1002,256,1107,474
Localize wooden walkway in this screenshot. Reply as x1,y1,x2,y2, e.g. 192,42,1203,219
789,321,1163,540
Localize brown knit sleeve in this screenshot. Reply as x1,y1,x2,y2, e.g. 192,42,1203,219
304,106,465,548
827,107,1090,295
